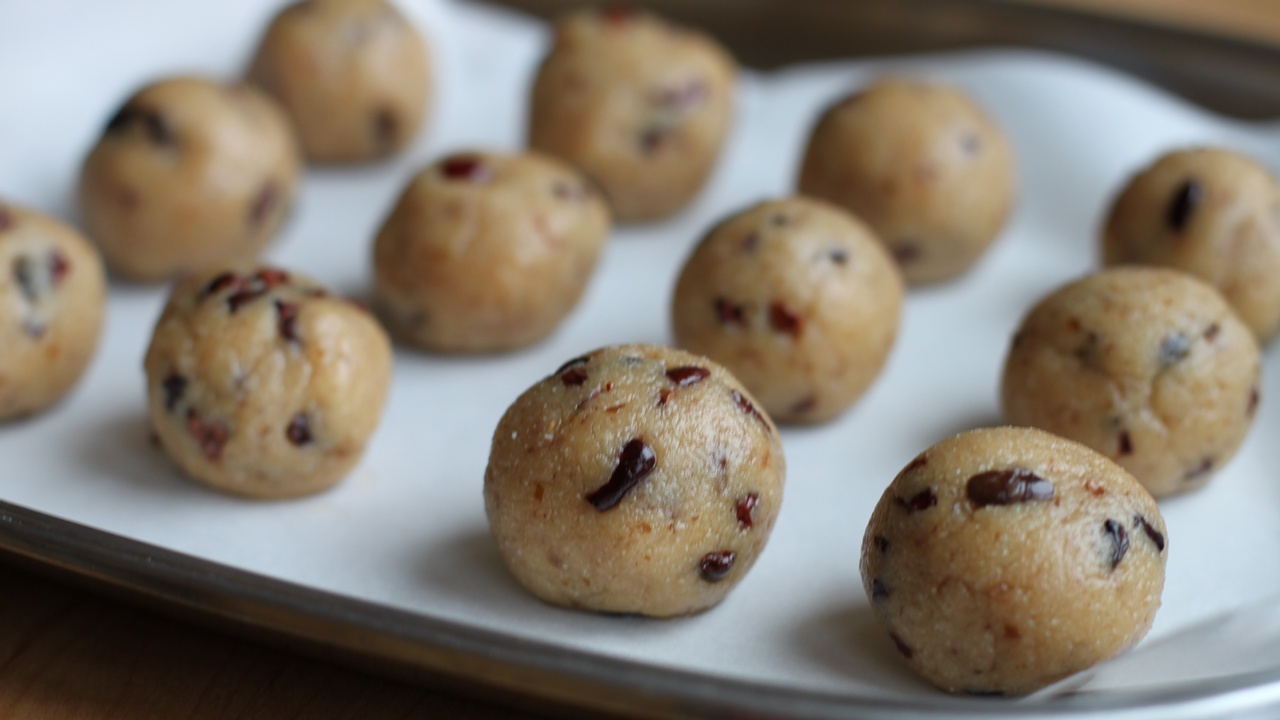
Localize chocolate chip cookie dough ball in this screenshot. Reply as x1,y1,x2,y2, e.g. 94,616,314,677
79,77,301,282
671,197,903,424
144,267,391,499
0,204,106,422
1001,267,1260,498
528,7,736,223
1102,148,1280,343
373,151,610,352
247,0,431,164
798,79,1016,285
485,344,785,617
861,427,1167,696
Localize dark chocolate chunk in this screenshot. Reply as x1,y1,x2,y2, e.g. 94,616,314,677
698,550,736,582
1158,332,1192,367
870,578,889,603
1167,179,1202,233
966,468,1054,507
1134,515,1165,552
560,367,589,386
890,633,913,659
714,298,746,326
894,488,937,513
162,374,187,412
1118,430,1133,456
276,300,300,342
586,438,657,511
735,492,759,528
873,534,890,554
730,389,770,432
202,272,241,299
1204,323,1220,341
1103,519,1130,570
286,413,312,446
666,366,709,387
554,355,590,376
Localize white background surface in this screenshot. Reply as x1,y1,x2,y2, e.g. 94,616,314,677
1,0,1279,704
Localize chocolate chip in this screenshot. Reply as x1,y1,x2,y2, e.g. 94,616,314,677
440,155,489,182
890,633,913,659
714,298,746,326
586,438,657,511
286,414,312,446
560,367,588,386
105,105,174,146
638,127,668,155
276,300,300,342
894,488,936,513
202,272,242,299
554,355,589,376
186,409,229,462
891,241,920,264
828,249,848,265
249,181,278,227
49,252,69,285
1103,519,1129,570
790,396,817,414
873,535,890,554
1184,457,1214,481
1075,331,1100,363
373,108,398,148
1204,323,1220,341
12,256,36,301
768,302,803,337
730,389,770,432
1135,515,1165,552
1118,430,1133,456
902,454,928,474
735,492,758,528
1158,332,1192,367
666,366,709,387
966,468,1054,507
1167,179,1202,233
698,550,736,582
162,374,187,412
871,578,889,603
255,268,289,289
740,232,760,252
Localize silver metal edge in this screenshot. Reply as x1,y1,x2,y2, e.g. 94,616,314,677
3,500,1280,719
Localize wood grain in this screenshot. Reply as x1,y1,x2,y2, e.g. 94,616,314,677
3,2,1278,719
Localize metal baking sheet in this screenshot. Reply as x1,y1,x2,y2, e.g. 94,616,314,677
2,1,1280,717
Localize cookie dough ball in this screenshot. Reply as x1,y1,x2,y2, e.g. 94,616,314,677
861,426,1167,695
1001,267,1260,498
1102,148,1280,343
528,7,736,223
485,344,785,617
0,204,107,422
373,151,610,352
671,197,903,424
798,79,1016,285
247,0,430,164
79,77,302,282
144,267,391,498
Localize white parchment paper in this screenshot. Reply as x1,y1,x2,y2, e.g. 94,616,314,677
2,0,1280,706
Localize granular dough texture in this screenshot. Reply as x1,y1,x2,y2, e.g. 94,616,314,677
0,203,107,422
484,344,785,617
79,77,301,282
528,7,736,223
1102,147,1280,343
861,426,1167,696
1001,267,1260,498
144,267,392,499
798,78,1016,285
672,197,903,424
373,151,610,353
247,0,431,164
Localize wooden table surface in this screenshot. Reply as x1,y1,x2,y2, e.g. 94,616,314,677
4,2,1278,718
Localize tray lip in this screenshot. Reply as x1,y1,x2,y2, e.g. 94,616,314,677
4,499,1280,720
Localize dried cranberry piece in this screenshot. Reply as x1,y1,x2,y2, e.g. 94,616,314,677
440,154,489,183
49,251,69,285
255,268,290,288
895,488,936,513
586,438,657,511
714,298,746,326
186,410,229,462
735,492,759,528
967,468,1053,507
769,302,803,337
698,550,736,582
730,389,770,432
560,367,589,386
1118,430,1133,456
666,366,709,387
162,374,187,412
1103,519,1129,570
1167,179,1202,232
870,579,889,603
1158,332,1191,367
276,300,300,342
1135,515,1165,552
249,181,278,227
286,414,312,446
